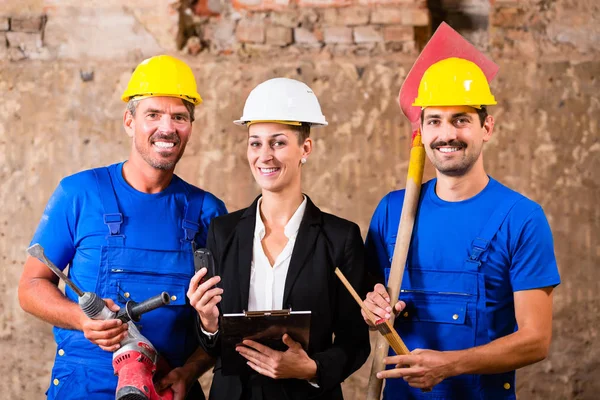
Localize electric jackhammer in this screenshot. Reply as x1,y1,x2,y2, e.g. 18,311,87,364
27,243,175,400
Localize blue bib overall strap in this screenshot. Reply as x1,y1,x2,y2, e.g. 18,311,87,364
181,187,206,251
93,167,125,247
465,191,523,269
465,190,523,400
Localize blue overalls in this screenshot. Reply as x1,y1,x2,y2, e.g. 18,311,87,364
383,191,522,400
46,167,205,399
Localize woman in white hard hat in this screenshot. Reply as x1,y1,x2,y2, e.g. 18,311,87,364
187,78,370,399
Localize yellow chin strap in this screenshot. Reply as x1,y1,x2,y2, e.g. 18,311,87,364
246,120,302,127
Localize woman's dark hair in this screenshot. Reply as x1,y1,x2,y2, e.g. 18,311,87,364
290,123,311,144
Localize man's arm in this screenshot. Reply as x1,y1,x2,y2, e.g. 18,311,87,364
451,287,553,374
19,256,80,329
156,347,215,399
183,347,216,377
377,287,554,387
18,256,128,351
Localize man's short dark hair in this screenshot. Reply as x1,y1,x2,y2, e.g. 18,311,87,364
420,106,488,127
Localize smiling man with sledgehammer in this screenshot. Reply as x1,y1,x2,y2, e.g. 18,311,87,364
363,55,561,399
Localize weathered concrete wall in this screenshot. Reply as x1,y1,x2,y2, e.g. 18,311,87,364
1,0,598,399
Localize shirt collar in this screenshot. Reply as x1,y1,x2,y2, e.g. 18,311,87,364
255,196,308,240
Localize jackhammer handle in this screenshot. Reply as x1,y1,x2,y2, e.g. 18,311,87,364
126,292,171,322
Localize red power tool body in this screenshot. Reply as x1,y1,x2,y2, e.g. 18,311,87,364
110,296,175,400
113,337,174,400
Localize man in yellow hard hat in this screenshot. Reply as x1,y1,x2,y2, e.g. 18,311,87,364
18,55,226,399
363,57,560,399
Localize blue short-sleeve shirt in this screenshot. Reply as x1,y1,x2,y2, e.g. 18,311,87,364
366,177,560,343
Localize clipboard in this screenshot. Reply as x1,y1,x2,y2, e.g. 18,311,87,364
220,309,311,376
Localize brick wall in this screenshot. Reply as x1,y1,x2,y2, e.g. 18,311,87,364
183,0,430,57
0,14,47,61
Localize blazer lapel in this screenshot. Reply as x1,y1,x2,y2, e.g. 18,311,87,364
282,196,322,308
235,196,259,312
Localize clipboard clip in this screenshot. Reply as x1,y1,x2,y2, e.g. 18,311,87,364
243,308,291,317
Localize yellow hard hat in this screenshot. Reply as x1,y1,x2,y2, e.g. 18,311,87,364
412,57,496,108
121,55,202,105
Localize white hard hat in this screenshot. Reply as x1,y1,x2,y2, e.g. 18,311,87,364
234,78,328,127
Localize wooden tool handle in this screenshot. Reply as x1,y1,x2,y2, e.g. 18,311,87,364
366,132,426,400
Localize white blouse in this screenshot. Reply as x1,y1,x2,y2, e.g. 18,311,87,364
248,196,307,311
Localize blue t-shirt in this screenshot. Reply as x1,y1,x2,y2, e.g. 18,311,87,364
366,177,560,343
32,162,227,275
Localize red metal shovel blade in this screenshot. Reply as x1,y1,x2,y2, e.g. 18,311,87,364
399,22,499,131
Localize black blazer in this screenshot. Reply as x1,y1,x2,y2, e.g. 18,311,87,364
197,195,370,400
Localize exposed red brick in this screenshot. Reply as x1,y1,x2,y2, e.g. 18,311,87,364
385,41,403,52
10,15,45,33
294,27,322,44
236,19,266,44
243,43,273,54
270,11,299,28
490,0,520,5
371,7,403,24
298,9,320,29
371,7,429,26
298,0,352,7
0,17,9,32
402,39,416,52
324,6,370,26
387,39,416,53
322,9,338,25
341,6,371,25
383,25,414,42
266,25,293,46
194,0,222,16
233,0,292,11
411,8,430,26
353,26,383,43
358,0,421,5
324,26,353,44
